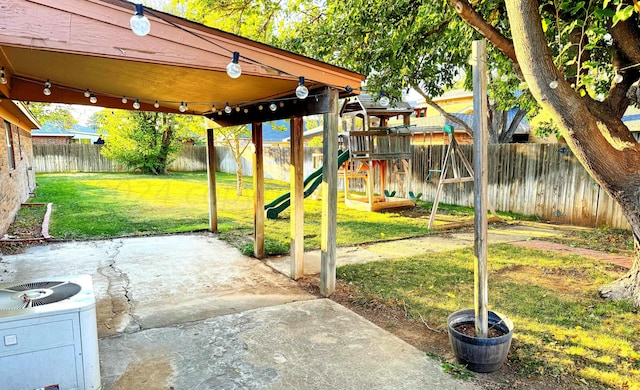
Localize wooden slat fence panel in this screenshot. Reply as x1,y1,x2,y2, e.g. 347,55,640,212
409,143,629,229
33,144,126,173
169,146,207,171
33,143,631,229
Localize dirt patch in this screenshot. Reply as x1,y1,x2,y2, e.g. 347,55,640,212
0,204,49,255
513,240,633,269
493,264,607,294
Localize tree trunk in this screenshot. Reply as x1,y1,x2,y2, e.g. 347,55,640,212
599,236,640,304
158,115,173,175
488,103,502,144
498,108,527,143
234,136,243,196
506,0,640,306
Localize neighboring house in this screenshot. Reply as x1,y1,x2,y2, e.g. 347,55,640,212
622,106,640,142
32,122,101,145
1,100,39,236
409,89,532,144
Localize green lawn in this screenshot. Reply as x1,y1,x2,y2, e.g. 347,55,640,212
338,245,639,388
33,172,442,254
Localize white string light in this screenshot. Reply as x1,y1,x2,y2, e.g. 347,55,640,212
16,75,337,116
295,76,309,99
130,4,151,37
43,80,51,96
0,67,6,85
379,91,390,107
226,52,242,79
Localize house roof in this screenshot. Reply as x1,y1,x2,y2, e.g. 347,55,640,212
32,122,98,137
0,100,40,130
414,111,530,134
0,0,364,126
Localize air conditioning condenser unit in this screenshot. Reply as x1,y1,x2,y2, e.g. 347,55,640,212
0,274,101,390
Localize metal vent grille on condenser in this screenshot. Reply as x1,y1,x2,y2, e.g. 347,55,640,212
0,281,82,310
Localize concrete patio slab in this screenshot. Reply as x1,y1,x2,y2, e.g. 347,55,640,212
100,299,478,390
0,233,480,389
0,234,314,336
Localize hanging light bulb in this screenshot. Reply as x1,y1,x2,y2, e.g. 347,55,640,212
211,104,216,112
84,89,91,98
218,111,223,116
269,102,277,112
43,80,52,96
130,4,151,36
295,76,309,99
549,79,558,89
258,105,264,111
154,100,160,108
1,67,8,85
226,52,242,79
379,92,390,107
133,98,141,110
235,106,241,112
179,102,187,112
89,94,98,104
243,108,249,113
613,73,624,83
224,103,232,114
279,101,285,108
122,96,128,104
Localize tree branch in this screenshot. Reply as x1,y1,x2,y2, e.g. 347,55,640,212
499,108,527,143
449,0,518,64
411,82,474,137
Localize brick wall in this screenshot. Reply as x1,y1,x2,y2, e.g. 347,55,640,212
1,122,35,236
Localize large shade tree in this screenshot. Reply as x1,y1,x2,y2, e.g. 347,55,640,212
94,110,204,175
496,0,640,305
276,0,535,143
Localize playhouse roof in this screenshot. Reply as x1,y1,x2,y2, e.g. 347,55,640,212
341,94,413,118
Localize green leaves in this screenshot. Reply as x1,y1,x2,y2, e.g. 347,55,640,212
612,5,635,25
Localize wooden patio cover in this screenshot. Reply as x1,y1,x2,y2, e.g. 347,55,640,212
0,0,365,296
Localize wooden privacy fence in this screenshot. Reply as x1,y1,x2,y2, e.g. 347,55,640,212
33,143,629,229
405,143,628,229
33,144,126,173
33,144,206,173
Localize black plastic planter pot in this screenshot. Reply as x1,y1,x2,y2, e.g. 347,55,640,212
447,309,514,373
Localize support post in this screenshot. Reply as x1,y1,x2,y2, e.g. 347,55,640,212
290,116,305,279
472,40,489,338
252,123,265,259
206,128,218,232
320,88,339,296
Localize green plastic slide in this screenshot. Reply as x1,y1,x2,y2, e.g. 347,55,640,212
265,150,350,219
